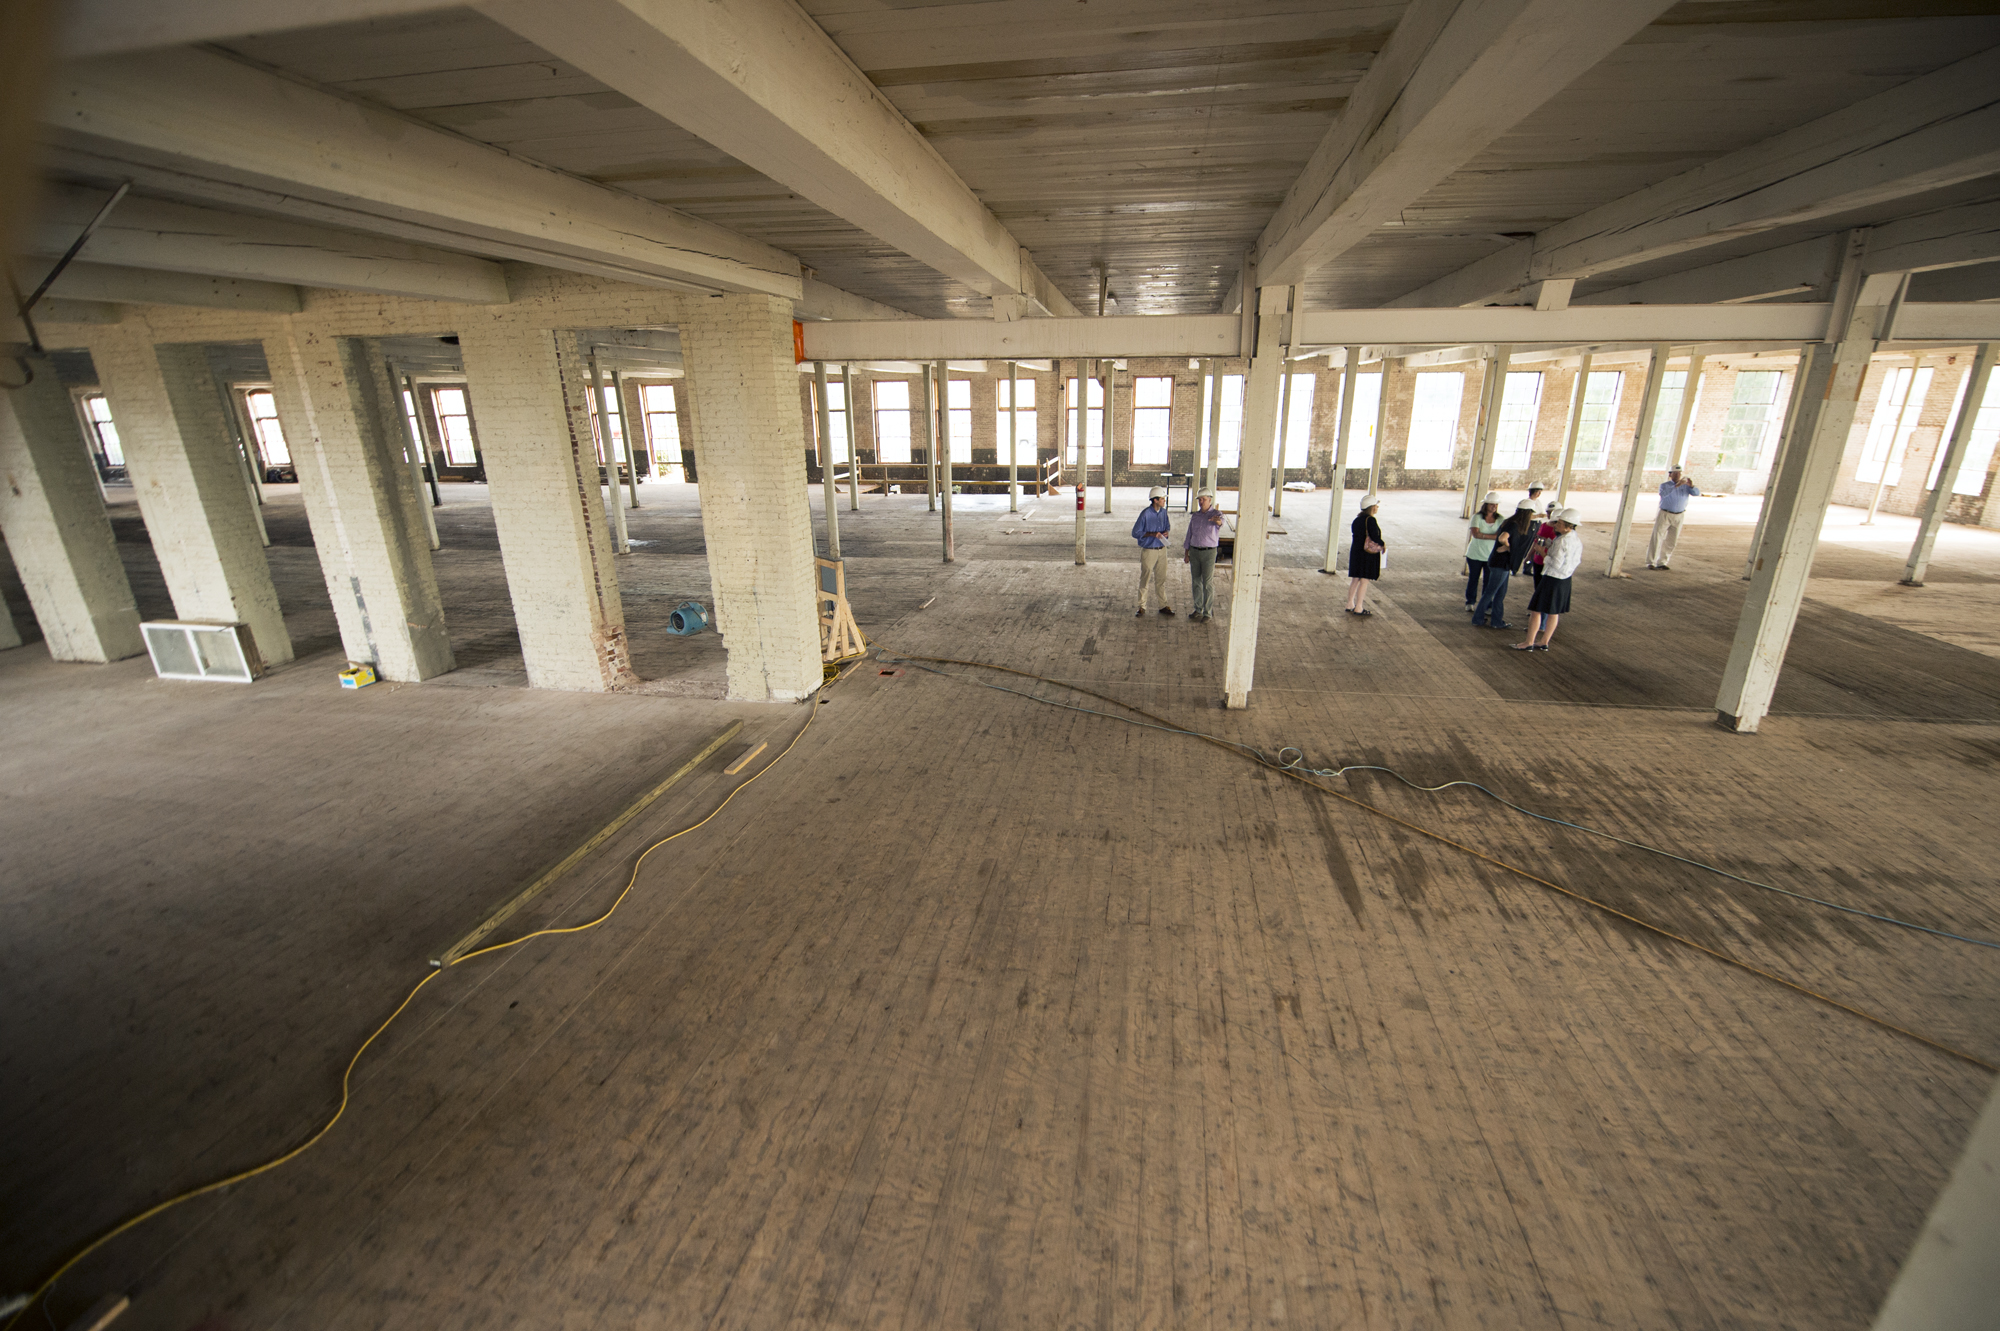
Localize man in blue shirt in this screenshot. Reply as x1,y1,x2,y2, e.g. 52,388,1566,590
1646,466,1700,570
1132,486,1174,617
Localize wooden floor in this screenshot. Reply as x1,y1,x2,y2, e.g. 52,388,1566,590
4,486,1998,1329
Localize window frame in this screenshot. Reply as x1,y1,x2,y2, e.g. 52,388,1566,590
1404,372,1465,471
1129,375,1173,466
1489,371,1542,470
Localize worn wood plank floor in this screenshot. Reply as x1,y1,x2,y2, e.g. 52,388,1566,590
4,487,1997,1330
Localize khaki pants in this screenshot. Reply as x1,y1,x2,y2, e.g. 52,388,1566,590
1138,546,1172,609
1647,508,1686,566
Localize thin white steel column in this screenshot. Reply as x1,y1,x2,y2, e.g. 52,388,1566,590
814,360,839,559
611,367,641,508
843,363,860,511
936,359,953,563
1903,342,1995,585
588,352,629,555
1074,360,1088,564
1006,358,1019,511
1746,351,1817,578
1223,285,1292,709
1368,360,1390,494
1462,348,1500,517
1666,351,1706,469
1273,363,1294,517
1716,268,1904,732
1101,361,1114,514
1604,345,1674,577
392,365,440,550
1471,344,1515,515
1203,359,1223,496
918,359,936,512
1322,347,1359,573
1555,353,1593,509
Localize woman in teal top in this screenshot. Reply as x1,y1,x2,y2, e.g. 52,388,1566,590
1465,492,1504,610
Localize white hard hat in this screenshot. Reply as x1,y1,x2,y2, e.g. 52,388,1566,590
1557,507,1583,525
1148,486,1167,498
1197,488,1216,498
1360,494,1380,509
1514,498,1538,511
1482,491,1500,506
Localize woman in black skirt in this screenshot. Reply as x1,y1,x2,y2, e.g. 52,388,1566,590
1513,507,1582,651
1344,496,1384,616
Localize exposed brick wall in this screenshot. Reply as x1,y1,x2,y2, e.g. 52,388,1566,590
0,368,144,661
680,294,823,703
85,323,292,664
265,327,453,681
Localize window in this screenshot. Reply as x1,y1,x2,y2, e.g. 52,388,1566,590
1928,366,2000,496
432,387,479,466
587,382,627,461
81,393,123,467
641,383,683,481
1214,374,1245,466
1490,372,1542,470
1129,376,1172,465
239,389,291,467
401,390,424,455
1405,372,1464,470
1718,371,1785,470
1571,372,1624,471
1340,371,1382,469
812,380,850,464
874,379,913,463
947,378,971,463
1282,373,1316,468
1644,371,1692,468
996,377,1037,461
1067,376,1107,465
1857,366,1933,485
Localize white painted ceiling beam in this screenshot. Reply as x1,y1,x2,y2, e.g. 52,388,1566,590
1394,46,2000,309
475,0,1079,316
1862,197,2000,276
804,315,1242,363
795,279,916,323
30,185,510,303
43,49,803,299
1252,0,1680,289
61,0,454,58
42,260,304,311
1580,236,1844,308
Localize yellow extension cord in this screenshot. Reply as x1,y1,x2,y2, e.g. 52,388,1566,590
6,677,837,1329
15,647,1991,1324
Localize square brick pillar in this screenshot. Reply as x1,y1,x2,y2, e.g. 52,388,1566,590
89,331,292,665
679,294,822,702
457,324,634,692
0,365,144,661
267,328,454,681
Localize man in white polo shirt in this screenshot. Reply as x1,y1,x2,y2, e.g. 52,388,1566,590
1646,467,1701,570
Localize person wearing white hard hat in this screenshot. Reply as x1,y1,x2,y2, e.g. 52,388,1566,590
1646,466,1701,569
1131,486,1175,617
1183,489,1225,621
1465,491,1504,611
1344,495,1384,616
1514,507,1584,652
1473,498,1539,630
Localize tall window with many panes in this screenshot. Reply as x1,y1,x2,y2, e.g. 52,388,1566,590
1404,373,1464,470
1929,366,2000,495
241,389,290,469
874,380,913,463
1571,372,1624,470
1858,366,1933,485
996,377,1037,464
641,383,682,480
1281,373,1316,468
80,393,124,470
1718,371,1786,470
1490,372,1541,470
1644,370,1694,468
1129,376,1172,465
432,387,480,467
1067,376,1106,465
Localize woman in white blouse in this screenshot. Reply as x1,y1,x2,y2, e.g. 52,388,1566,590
1513,507,1583,652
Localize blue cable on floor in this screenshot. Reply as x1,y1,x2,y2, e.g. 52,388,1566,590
880,650,2000,953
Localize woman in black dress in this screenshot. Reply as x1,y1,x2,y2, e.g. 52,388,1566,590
1344,496,1384,615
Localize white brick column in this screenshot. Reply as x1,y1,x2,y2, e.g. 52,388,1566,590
267,328,454,681
457,324,634,692
88,330,292,664
0,366,144,662
678,294,822,702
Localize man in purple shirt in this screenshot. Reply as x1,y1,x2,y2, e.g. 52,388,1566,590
1183,489,1225,621
1132,486,1174,617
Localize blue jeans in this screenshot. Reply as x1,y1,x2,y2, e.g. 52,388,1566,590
1472,565,1512,626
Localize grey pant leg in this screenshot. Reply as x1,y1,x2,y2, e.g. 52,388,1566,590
1188,546,1216,616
